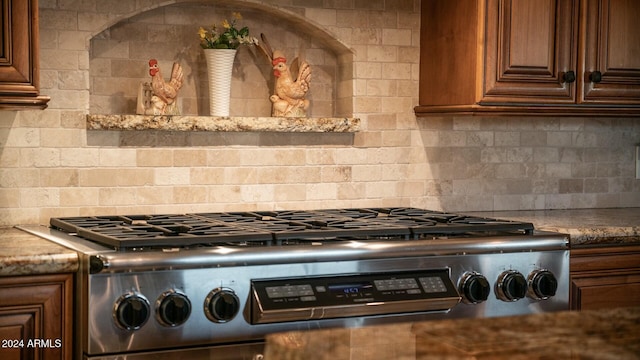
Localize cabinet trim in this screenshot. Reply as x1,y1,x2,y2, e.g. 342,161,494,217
570,245,640,272
415,104,640,117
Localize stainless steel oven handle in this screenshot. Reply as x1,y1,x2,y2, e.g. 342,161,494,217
252,295,461,324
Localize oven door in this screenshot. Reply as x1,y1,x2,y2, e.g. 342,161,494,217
84,342,264,360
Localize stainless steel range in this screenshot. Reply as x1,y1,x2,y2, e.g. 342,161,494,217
18,207,569,360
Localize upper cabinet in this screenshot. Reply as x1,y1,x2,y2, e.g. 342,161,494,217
0,0,49,110
415,0,640,116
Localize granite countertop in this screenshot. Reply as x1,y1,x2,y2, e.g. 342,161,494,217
264,306,640,359
0,227,78,276
466,208,639,247
86,114,360,132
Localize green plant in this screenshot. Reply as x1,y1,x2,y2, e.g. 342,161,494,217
198,12,258,49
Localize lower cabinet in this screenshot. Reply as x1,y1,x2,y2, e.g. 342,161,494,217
0,273,73,360
570,245,640,310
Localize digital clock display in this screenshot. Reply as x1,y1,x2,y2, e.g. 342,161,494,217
328,282,373,294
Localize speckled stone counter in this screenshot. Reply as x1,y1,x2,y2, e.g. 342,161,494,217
87,114,361,132
264,306,640,360
466,208,639,247
0,227,78,276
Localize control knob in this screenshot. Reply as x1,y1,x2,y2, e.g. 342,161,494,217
113,292,151,330
204,288,240,323
459,272,491,304
527,270,558,300
156,290,191,327
495,270,527,302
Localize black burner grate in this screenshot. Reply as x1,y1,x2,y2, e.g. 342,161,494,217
50,214,274,248
49,208,534,249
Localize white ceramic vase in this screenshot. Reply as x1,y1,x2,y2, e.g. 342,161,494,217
203,48,237,117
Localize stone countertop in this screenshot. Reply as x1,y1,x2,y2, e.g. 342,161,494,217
465,208,639,247
0,227,78,276
87,114,361,132
264,306,640,360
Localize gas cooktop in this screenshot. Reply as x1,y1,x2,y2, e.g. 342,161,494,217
49,208,534,249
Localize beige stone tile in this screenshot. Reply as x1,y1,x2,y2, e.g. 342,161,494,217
305,8,337,26
99,187,138,206
40,169,79,187
224,167,258,185
352,165,381,181
381,164,409,181
0,169,40,188
307,183,337,200
155,168,191,185
3,128,40,147
366,113,397,130
366,45,398,62
306,149,336,165
380,62,412,80
60,148,100,167
190,168,225,185
397,180,424,197
137,149,174,167
60,188,99,206
321,166,352,182
274,184,306,201
337,182,366,200
336,148,369,165
79,169,118,187
381,129,411,147
0,189,20,208
545,163,572,178
136,186,174,205
0,208,40,227
241,184,275,203
174,149,207,167
365,181,398,199
208,185,242,203
99,149,137,167
174,186,209,204
20,148,61,167
60,111,88,129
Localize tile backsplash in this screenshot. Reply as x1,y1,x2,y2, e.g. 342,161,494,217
0,0,638,226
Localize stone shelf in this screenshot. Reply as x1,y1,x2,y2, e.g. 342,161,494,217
87,115,360,133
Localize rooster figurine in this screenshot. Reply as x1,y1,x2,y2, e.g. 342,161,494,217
138,59,184,115
257,34,311,117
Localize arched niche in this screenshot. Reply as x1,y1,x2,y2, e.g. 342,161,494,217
88,0,355,118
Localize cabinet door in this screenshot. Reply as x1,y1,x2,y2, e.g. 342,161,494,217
0,274,73,360
570,246,640,310
482,0,579,104
0,313,36,360
581,0,640,103
0,0,49,109
571,273,640,310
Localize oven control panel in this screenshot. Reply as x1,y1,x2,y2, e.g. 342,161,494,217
251,269,461,324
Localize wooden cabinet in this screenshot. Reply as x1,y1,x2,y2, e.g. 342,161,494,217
415,0,640,116
582,0,640,104
0,274,73,360
0,0,50,110
570,245,640,310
